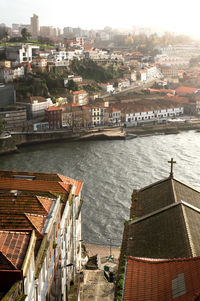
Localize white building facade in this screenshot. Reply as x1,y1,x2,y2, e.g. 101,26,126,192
125,107,184,124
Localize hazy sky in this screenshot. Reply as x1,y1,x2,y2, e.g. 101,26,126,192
0,0,200,37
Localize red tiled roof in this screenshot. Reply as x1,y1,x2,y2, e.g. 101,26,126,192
57,174,83,196
37,196,54,213
164,96,190,104
46,106,62,112
71,103,82,107
0,170,83,196
123,256,200,301
175,86,198,96
25,213,46,234
0,178,71,194
0,230,31,270
0,195,53,215
112,99,182,114
72,90,87,95
149,88,175,94
84,46,93,51
0,213,46,237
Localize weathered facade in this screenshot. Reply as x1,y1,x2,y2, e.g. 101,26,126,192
0,170,83,301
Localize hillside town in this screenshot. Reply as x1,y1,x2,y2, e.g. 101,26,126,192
1,13,200,301
1,15,200,136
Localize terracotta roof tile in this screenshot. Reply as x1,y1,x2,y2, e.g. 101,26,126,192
36,196,54,213
0,195,53,215
0,213,46,237
0,178,70,194
25,213,46,234
0,230,31,270
124,256,200,301
72,90,87,95
164,95,190,104
175,86,198,96
57,174,83,196
0,170,82,196
46,106,62,112
111,99,182,114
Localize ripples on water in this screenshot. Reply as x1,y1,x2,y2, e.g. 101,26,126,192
0,131,200,246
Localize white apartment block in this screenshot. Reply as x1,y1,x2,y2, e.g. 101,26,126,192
18,45,40,63
91,107,104,126
125,107,184,123
99,83,114,93
30,97,53,119
145,66,162,80
160,45,200,59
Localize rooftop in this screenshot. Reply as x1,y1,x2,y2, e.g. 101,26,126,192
0,212,46,237
46,105,62,112
0,230,32,270
126,177,200,259
175,86,198,96
0,170,83,196
123,256,200,301
0,195,54,215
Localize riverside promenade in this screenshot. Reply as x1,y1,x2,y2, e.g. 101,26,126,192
85,242,120,264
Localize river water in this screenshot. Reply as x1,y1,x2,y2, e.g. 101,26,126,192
0,130,200,247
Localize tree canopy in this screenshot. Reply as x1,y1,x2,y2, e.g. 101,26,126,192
21,28,31,40
66,79,79,91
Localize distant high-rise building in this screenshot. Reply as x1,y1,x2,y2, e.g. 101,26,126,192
11,24,31,37
73,27,82,37
63,27,73,34
40,26,54,38
30,14,39,40
40,26,60,39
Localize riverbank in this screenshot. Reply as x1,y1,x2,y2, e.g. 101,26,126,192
1,121,200,155
125,120,200,136
84,242,120,264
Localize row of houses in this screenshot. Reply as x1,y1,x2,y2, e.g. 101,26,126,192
0,169,84,301
0,84,186,130
5,82,200,131
0,43,162,86
45,99,184,130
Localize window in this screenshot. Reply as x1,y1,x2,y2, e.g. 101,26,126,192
172,273,186,298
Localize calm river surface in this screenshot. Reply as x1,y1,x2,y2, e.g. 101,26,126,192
0,130,200,246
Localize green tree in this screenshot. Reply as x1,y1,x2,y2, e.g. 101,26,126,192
66,79,79,91
21,28,31,40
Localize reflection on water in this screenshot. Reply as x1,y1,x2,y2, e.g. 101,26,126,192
0,130,200,246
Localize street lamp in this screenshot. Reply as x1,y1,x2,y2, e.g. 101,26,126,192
105,237,119,261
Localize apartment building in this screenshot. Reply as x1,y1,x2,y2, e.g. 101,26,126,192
91,106,105,126
0,170,83,301
30,14,39,40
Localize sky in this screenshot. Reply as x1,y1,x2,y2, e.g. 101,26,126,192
1,0,200,38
